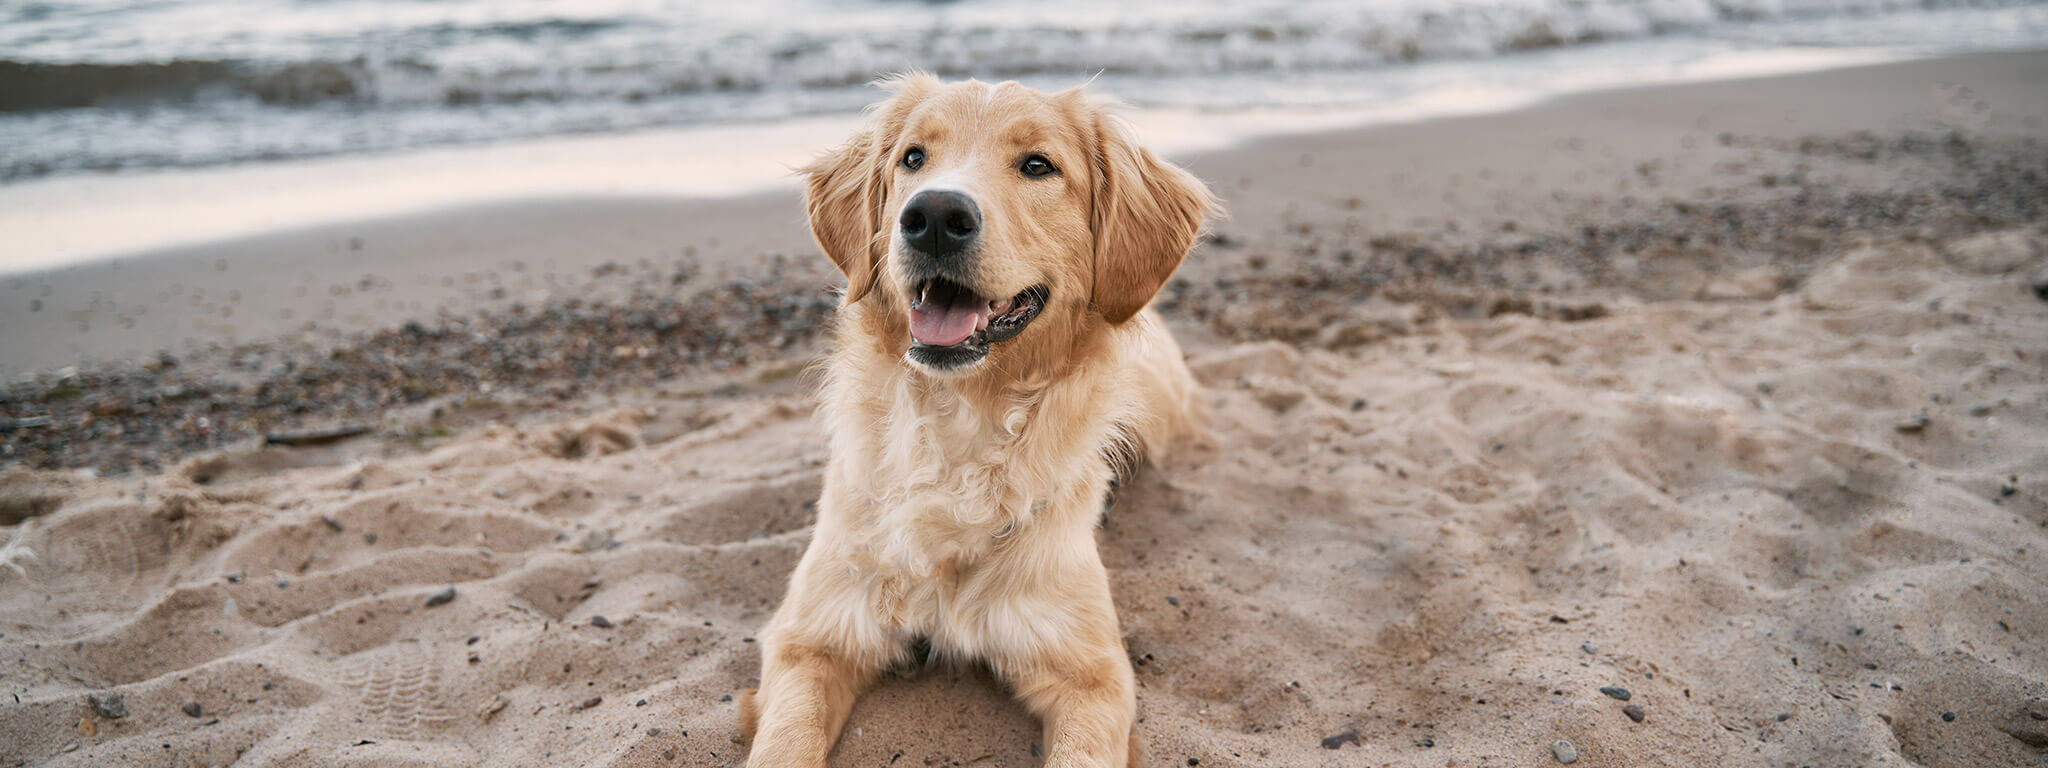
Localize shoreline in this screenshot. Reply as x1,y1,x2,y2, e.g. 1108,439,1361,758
0,44,1917,278
5,50,2045,380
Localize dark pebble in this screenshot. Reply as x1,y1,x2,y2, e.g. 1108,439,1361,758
590,615,613,628
719,694,732,702
1599,686,1632,701
1624,704,1645,723
1581,643,1598,654
1320,729,1361,749
1941,711,1955,722
181,701,202,718
1415,736,1435,748
87,693,127,719
1166,595,1180,607
1187,759,1199,766
576,696,603,711
647,727,662,736
635,699,648,707
424,586,457,607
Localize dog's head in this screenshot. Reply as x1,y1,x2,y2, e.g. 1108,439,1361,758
802,74,1215,375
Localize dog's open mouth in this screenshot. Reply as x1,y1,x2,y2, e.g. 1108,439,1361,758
906,279,1047,368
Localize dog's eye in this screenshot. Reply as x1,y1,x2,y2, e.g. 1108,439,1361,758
901,147,925,171
1020,155,1057,177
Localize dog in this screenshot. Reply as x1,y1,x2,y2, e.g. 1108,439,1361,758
741,73,1217,767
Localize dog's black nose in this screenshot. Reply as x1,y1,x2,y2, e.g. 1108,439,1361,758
899,190,980,257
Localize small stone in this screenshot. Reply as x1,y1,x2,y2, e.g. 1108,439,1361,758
1599,686,1632,701
480,693,510,721
87,693,127,719
76,717,96,738
1941,711,1956,722
1319,729,1361,749
590,615,613,628
635,699,648,707
1165,596,1180,607
1550,739,1579,764
424,586,457,607
1580,643,1598,655
1415,736,1435,748
647,727,662,736
576,696,603,711
719,694,732,702
1895,413,1930,433
1624,704,1645,723
181,701,203,718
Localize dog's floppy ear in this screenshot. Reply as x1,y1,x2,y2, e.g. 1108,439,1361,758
801,73,937,305
1089,111,1216,324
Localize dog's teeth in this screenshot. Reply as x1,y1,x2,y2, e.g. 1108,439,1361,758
990,298,1013,315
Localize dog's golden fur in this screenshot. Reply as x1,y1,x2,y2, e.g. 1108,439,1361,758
742,74,1217,767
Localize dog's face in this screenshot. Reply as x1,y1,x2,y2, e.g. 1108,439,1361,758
802,75,1214,375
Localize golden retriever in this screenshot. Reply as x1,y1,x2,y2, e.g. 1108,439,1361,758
741,73,1217,767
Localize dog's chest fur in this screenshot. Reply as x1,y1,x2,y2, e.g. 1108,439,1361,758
824,357,1121,634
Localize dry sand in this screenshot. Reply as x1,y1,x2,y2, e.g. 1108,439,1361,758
4,54,2048,767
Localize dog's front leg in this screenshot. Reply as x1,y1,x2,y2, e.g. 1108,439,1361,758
992,563,1139,767
743,636,872,768
745,549,882,768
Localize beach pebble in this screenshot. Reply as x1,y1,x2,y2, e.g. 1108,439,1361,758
181,701,203,718
590,615,613,628
425,586,457,607
2007,698,2048,748
1599,686,1632,701
1581,643,1598,654
1624,704,1646,723
576,696,603,711
86,693,126,719
1550,739,1579,764
1319,729,1361,749
478,693,510,722
1894,413,1930,433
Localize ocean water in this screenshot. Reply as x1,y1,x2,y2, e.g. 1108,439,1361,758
2,0,2046,183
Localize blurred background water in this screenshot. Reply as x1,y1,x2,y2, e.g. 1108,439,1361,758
4,0,2047,184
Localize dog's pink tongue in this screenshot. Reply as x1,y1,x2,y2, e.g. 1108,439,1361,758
910,283,986,347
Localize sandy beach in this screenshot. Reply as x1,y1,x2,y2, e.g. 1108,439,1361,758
3,52,2046,767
